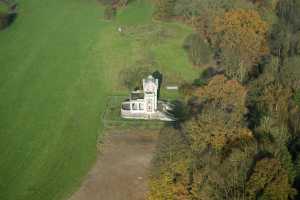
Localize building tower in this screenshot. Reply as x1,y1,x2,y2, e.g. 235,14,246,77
142,75,158,114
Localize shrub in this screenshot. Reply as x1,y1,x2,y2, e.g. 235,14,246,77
0,2,17,30
0,13,8,29
192,78,206,86
0,2,9,29
119,55,160,90
119,65,152,90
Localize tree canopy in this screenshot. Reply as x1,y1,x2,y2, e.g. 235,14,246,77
149,0,300,199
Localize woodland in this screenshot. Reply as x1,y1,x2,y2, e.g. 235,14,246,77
147,0,300,199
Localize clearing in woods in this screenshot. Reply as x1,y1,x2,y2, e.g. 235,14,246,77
0,0,200,200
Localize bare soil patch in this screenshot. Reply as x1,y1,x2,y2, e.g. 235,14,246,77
68,130,159,200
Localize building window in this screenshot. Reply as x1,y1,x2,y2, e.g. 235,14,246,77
139,103,144,110
132,103,138,110
122,103,130,110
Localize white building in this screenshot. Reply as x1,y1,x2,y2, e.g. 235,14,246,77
121,75,174,121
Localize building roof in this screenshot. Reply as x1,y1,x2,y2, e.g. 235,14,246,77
144,75,154,82
131,91,144,100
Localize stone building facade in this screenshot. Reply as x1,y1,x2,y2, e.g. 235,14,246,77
121,75,174,121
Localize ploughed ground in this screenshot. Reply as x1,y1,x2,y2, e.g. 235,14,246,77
68,130,158,200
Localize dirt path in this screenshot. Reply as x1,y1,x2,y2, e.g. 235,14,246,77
68,130,158,200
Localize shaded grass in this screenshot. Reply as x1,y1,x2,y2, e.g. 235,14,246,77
0,0,200,200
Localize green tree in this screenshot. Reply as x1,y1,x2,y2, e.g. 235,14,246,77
269,22,291,59
173,0,201,19
294,90,300,106
281,56,300,90
246,158,296,200
277,0,300,32
258,83,293,123
119,57,156,90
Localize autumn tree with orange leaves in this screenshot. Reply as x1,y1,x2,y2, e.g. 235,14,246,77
213,9,269,82
184,75,252,152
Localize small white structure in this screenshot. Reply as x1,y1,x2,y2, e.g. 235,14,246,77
121,75,175,121
118,27,123,33
166,85,178,90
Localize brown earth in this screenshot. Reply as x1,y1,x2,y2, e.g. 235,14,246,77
68,130,159,200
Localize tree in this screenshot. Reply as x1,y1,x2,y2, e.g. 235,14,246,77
153,0,176,20
147,2,300,198
246,158,296,200
193,75,248,124
213,9,269,82
173,0,202,20
289,31,300,56
180,75,256,199
148,171,174,200
119,56,158,90
250,0,279,10
281,56,300,90
258,83,292,122
252,81,297,182
268,22,291,59
184,115,253,153
294,90,300,106
183,75,252,152
277,0,300,32
148,127,191,200
189,0,227,43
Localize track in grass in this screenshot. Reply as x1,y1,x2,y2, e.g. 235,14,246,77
0,0,199,200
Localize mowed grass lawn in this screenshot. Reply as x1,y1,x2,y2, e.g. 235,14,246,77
0,0,200,200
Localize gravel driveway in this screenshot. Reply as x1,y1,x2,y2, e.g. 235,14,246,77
68,130,158,200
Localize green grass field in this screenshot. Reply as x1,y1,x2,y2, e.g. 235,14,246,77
0,3,9,14
0,0,200,200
